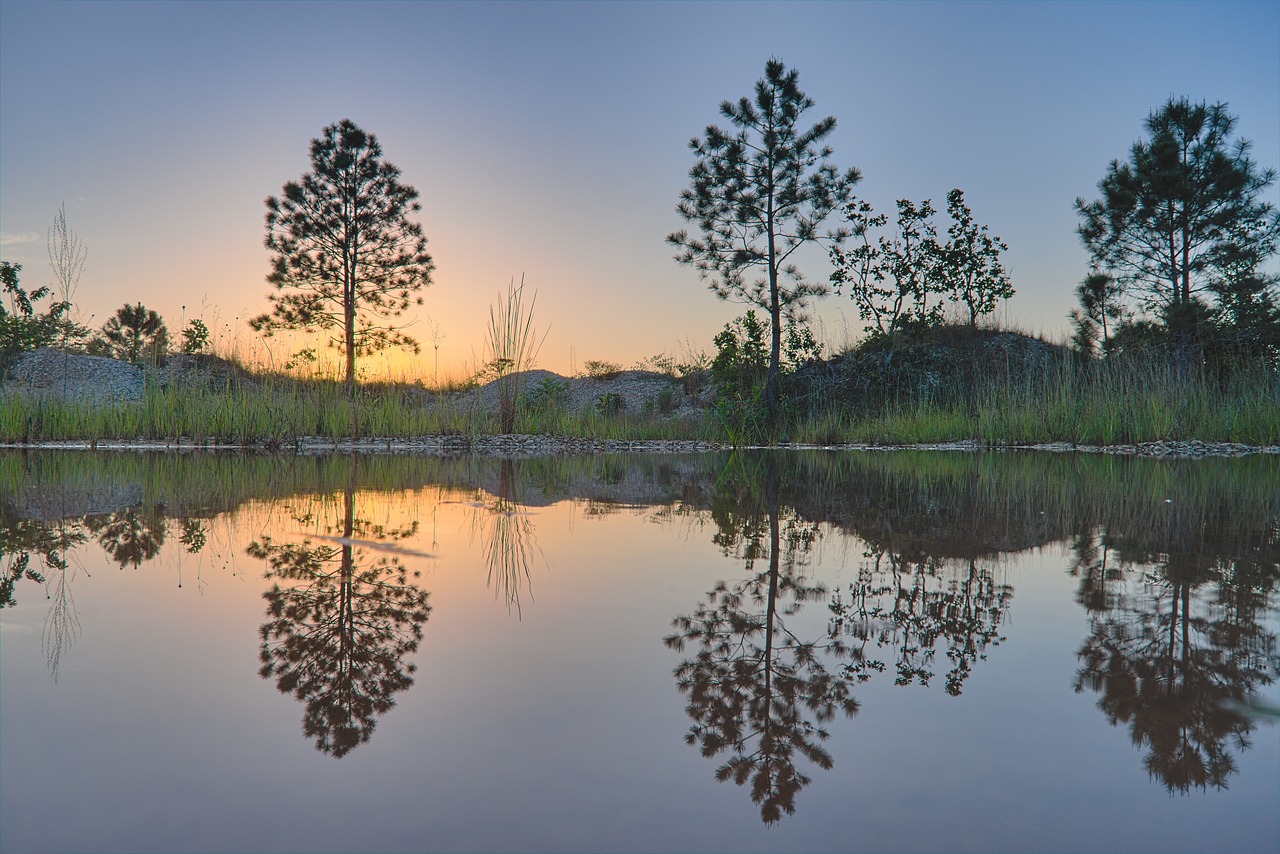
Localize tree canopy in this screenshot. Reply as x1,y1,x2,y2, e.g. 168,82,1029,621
1076,98,1280,317
253,120,434,387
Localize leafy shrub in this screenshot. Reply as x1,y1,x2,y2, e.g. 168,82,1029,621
526,377,571,412
583,359,621,379
595,392,625,415
181,319,211,355
1,262,72,372
656,387,678,415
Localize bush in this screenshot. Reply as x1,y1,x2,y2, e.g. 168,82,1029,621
0,262,72,373
583,359,621,380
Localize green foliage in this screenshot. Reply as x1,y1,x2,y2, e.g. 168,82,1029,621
252,119,434,386
525,376,570,413
1070,271,1126,356
284,347,319,373
832,189,1011,337
0,261,71,371
936,189,1013,325
95,302,169,366
180,318,210,355
711,311,770,402
594,392,625,416
668,59,861,416
710,311,820,441
830,198,940,337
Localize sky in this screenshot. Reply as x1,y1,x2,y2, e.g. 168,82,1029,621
2,0,1278,380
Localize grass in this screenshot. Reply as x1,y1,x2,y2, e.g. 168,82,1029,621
1,343,1277,448
785,352,1280,447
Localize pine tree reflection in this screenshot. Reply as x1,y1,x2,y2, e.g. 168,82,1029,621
249,481,431,758
1073,525,1280,792
84,506,166,568
2,518,57,607
665,462,858,823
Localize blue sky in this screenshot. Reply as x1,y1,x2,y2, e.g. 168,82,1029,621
2,0,1277,377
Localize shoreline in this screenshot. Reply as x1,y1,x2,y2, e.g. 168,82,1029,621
2,436,1276,458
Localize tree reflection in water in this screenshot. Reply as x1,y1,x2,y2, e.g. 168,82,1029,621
1,517,91,680
665,463,858,823
1072,523,1280,792
249,480,431,758
84,505,167,568
830,551,1012,696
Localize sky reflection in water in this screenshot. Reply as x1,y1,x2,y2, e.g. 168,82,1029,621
1,450,1277,853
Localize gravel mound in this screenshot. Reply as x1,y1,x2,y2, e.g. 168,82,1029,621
453,369,707,418
3,348,144,404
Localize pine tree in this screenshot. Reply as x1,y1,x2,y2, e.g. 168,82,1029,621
253,120,434,388
668,60,860,418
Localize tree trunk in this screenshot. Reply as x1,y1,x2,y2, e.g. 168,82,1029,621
765,195,780,421
344,269,357,391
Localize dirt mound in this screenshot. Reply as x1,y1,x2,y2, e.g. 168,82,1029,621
796,326,1070,408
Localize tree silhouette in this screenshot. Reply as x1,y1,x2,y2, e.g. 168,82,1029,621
1076,97,1280,315
249,482,430,757
668,59,860,418
96,302,169,365
1,516,88,607
665,465,857,822
83,506,166,568
253,119,434,389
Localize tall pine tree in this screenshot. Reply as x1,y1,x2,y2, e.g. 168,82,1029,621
668,60,860,418
253,120,434,387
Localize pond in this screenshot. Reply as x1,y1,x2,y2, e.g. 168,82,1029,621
1,449,1277,853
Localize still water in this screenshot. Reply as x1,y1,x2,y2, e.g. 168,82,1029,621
1,450,1277,853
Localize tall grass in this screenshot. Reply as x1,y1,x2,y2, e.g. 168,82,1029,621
484,276,547,433
788,353,1280,446
1,345,1276,447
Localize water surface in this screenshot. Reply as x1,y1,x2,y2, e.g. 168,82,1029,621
2,450,1277,853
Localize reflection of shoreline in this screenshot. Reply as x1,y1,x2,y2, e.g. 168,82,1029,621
8,450,1276,560
4,448,1277,787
